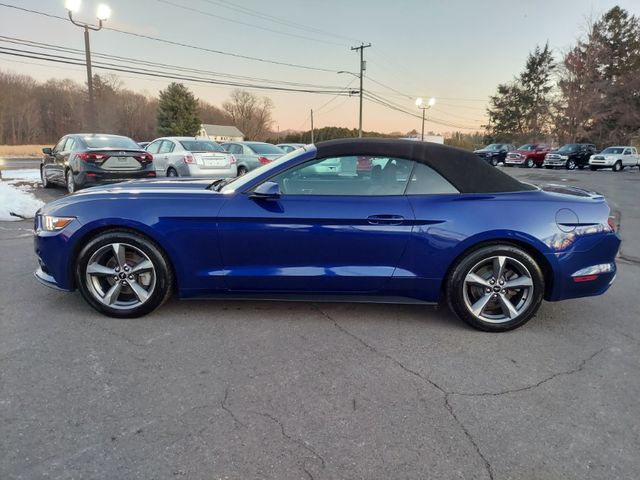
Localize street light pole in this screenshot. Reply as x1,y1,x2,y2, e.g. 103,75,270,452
350,43,371,138
65,0,111,130
415,97,436,142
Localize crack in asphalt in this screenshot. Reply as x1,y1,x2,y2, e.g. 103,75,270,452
252,410,326,477
313,304,611,480
221,386,246,428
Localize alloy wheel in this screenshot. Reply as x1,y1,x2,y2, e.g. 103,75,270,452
567,159,576,170
462,255,534,324
526,158,534,168
85,242,156,310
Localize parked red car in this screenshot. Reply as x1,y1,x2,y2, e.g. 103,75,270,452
504,144,551,168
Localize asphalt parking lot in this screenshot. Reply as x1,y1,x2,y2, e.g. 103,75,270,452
1,165,639,479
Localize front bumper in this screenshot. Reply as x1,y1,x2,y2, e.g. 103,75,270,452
34,266,70,291
505,158,525,165
543,160,567,167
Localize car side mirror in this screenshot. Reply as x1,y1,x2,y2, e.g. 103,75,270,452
42,147,52,155
251,181,281,200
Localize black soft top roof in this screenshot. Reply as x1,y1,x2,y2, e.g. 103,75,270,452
315,138,536,194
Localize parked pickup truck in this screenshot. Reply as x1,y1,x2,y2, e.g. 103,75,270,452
543,143,597,170
504,144,551,168
589,146,639,172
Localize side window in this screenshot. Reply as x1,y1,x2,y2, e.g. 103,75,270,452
623,148,631,155
405,163,458,195
64,137,77,151
54,137,67,153
268,156,413,196
158,140,174,154
225,144,238,154
146,141,161,154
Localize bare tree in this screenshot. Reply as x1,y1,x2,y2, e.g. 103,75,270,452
222,89,274,140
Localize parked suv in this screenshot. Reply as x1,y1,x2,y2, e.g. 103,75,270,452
41,134,155,193
543,143,597,170
589,146,639,172
504,144,551,168
473,143,515,166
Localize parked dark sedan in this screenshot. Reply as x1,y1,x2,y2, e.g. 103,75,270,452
41,134,155,193
473,143,515,166
34,139,620,332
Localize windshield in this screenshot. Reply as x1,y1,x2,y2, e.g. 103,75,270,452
601,147,624,154
248,143,284,155
484,144,503,151
557,144,579,153
219,148,309,192
517,144,535,151
179,140,224,152
83,135,140,149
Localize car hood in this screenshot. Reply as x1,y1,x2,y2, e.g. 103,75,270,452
512,149,538,155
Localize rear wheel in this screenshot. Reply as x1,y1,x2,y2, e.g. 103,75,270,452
167,167,178,177
446,245,544,332
66,169,77,194
544,165,553,169
75,231,173,318
237,166,248,176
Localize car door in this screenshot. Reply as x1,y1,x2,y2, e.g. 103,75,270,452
156,140,174,174
217,155,416,293
622,148,635,166
52,136,72,185
145,140,163,174
43,137,66,185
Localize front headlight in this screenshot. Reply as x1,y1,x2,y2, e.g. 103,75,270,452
560,155,569,160
42,215,74,231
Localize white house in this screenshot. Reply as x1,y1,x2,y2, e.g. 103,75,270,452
199,124,244,142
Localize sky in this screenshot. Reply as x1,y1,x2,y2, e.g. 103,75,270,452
0,0,638,135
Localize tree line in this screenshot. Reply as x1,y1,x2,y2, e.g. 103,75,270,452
0,71,278,144
487,6,640,146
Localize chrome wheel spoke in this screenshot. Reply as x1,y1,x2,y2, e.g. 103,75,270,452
465,272,490,288
102,282,122,306
112,243,127,268
470,293,493,317
498,294,519,319
130,259,153,274
128,280,150,303
492,256,507,280
87,262,116,277
504,275,533,289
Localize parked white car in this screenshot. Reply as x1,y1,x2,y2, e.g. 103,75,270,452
146,137,237,178
589,146,639,172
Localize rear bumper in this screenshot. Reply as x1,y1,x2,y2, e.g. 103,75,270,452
185,164,237,178
546,233,621,301
75,169,156,187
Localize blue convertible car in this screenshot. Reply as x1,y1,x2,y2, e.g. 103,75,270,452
34,139,620,331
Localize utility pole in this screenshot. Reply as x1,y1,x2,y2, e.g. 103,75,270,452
83,25,95,130
351,43,371,138
310,109,314,144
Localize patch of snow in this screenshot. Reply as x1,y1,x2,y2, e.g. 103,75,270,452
0,182,44,221
1,169,41,181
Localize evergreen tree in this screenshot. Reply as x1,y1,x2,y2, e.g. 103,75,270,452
157,83,201,136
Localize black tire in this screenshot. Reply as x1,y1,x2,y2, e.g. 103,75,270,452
613,161,622,172
525,158,535,168
75,230,173,318
589,166,597,171
66,169,78,194
566,159,576,170
544,165,553,169
446,244,545,332
490,158,498,167
41,167,52,188
167,167,179,177
237,166,248,176
577,164,584,170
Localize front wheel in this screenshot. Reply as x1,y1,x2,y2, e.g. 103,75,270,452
544,165,553,169
525,158,535,168
66,169,77,194
490,158,498,167
75,231,173,318
613,161,622,172
566,159,576,170
41,168,52,188
446,245,545,332
589,166,597,171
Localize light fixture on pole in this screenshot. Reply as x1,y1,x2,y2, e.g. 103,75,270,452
65,0,112,130
415,97,436,142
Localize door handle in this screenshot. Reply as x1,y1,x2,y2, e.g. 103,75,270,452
367,214,405,225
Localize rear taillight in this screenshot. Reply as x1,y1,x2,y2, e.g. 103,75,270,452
258,156,270,165
184,154,195,164
78,152,109,163
607,216,617,232
134,153,153,164
230,154,237,164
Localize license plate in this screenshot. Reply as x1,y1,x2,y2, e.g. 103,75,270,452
204,159,227,167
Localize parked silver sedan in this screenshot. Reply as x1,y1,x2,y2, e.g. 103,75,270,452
146,137,237,178
221,141,284,175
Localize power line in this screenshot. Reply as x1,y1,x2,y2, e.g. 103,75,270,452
156,0,346,47
0,2,344,73
0,47,354,95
